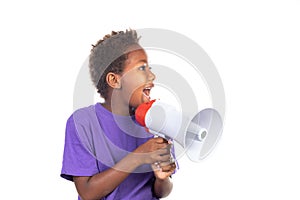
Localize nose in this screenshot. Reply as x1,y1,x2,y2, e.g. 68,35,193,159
148,69,156,81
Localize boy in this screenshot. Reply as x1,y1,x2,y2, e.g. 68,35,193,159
61,29,176,200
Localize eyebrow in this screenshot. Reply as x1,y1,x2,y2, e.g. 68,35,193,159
137,59,148,64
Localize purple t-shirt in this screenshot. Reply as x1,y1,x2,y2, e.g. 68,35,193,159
61,103,160,200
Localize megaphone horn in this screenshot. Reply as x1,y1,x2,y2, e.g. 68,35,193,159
135,99,223,162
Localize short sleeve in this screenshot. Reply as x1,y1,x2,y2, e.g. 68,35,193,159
60,115,99,181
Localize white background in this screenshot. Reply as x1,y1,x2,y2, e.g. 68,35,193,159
1,0,299,199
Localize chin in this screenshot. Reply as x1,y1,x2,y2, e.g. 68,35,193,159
142,96,151,104
129,92,151,108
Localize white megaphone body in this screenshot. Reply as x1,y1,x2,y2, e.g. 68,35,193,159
135,99,223,162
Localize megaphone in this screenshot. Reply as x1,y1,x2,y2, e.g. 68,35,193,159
135,99,223,162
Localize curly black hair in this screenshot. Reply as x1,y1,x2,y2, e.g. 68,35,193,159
89,29,141,100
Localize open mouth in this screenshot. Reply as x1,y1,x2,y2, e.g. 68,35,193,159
142,85,153,100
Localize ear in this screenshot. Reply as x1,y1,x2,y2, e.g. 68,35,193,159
106,72,121,89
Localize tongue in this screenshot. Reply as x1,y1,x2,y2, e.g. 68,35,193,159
143,89,150,97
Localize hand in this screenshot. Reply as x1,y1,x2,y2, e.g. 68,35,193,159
133,137,171,165
152,158,177,180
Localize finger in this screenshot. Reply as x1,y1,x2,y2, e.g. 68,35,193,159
161,168,173,173
154,137,168,144
157,161,174,168
155,148,169,156
161,166,176,173
154,143,168,150
162,169,175,174
151,162,161,171
160,162,176,171
160,165,172,172
156,154,171,162
156,143,172,151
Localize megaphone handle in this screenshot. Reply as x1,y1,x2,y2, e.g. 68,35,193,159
148,129,175,163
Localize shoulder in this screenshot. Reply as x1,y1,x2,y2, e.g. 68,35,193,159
65,105,98,135
70,105,97,124
73,105,96,118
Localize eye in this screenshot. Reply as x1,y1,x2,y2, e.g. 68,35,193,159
138,65,146,71
138,63,148,71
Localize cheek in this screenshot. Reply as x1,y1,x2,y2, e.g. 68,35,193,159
122,74,145,92
129,89,144,108
120,80,141,102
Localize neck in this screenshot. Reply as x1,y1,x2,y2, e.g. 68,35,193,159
102,100,133,116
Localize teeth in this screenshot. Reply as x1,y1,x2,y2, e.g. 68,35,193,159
143,87,151,99
143,93,150,98
142,84,153,101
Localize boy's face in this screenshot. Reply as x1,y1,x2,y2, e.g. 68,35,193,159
118,48,156,108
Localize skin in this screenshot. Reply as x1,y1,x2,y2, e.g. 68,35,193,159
73,47,176,200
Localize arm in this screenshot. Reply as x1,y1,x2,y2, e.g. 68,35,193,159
74,153,140,200
73,137,170,200
154,177,173,198
152,162,176,198
152,139,177,198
